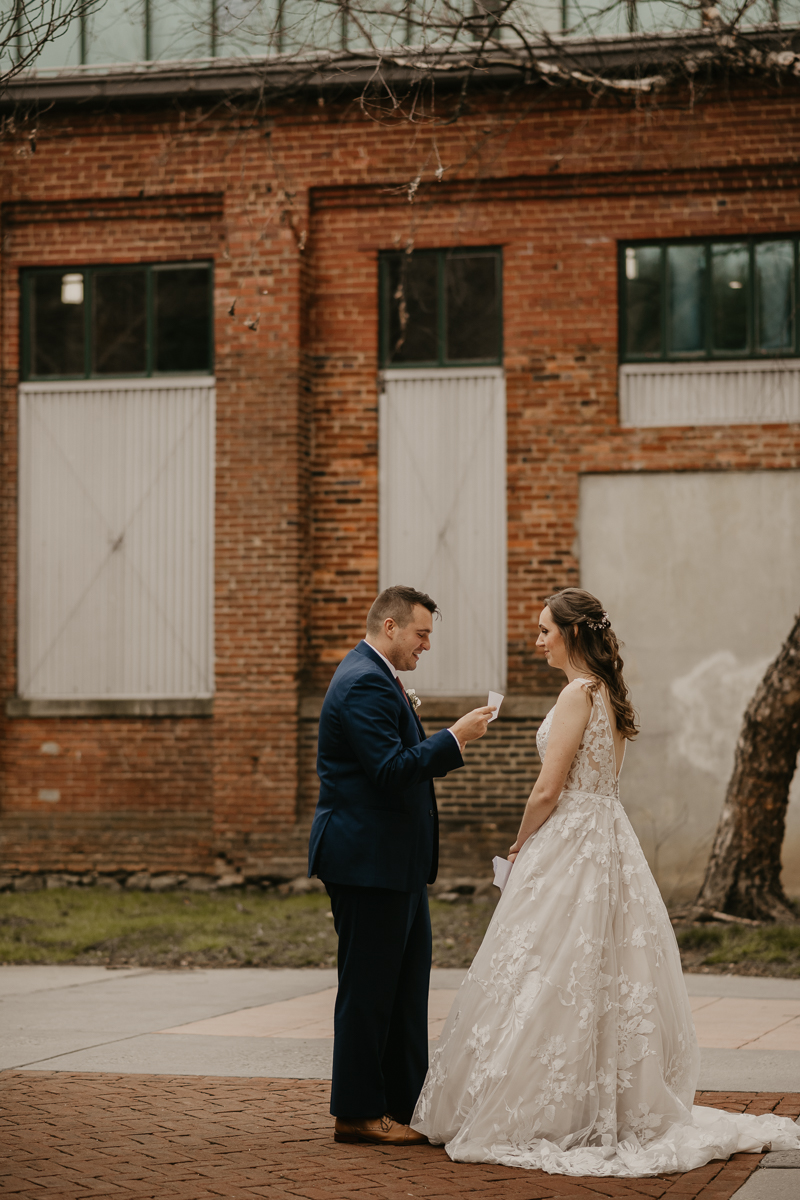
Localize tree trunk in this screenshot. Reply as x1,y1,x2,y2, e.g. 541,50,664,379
695,609,800,923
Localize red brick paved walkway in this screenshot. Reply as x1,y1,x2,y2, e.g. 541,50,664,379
1,1073,798,1200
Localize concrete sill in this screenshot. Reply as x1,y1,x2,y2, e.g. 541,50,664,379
5,698,214,719
300,694,557,720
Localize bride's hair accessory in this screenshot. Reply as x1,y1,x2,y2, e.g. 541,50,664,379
585,612,610,632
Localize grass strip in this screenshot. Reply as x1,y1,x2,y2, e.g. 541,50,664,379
0,889,496,969
676,922,800,977
2,890,798,974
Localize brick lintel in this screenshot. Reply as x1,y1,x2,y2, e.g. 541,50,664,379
5,698,214,719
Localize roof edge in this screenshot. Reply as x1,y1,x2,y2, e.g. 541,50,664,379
3,28,800,106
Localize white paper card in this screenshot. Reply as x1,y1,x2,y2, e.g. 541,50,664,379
492,855,513,891
487,691,504,722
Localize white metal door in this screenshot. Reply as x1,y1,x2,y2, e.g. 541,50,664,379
18,377,215,700
379,367,506,696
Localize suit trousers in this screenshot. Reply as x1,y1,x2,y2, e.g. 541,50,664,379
324,881,431,1122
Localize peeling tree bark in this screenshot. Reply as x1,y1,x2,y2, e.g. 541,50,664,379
695,610,800,923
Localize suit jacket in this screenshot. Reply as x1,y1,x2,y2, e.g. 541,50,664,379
308,640,464,891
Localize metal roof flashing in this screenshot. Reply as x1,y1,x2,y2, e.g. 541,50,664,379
3,28,800,107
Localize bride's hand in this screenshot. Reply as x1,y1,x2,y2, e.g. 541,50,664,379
507,841,520,863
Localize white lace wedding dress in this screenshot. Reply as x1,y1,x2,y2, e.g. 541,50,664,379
412,683,800,1176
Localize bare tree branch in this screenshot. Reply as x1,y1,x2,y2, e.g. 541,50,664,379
6,0,800,105
0,0,99,91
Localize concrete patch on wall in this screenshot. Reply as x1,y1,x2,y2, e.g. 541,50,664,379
580,469,800,904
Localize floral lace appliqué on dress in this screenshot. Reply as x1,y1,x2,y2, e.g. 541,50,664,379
411,683,800,1176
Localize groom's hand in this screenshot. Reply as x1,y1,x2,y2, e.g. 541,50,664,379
449,706,495,751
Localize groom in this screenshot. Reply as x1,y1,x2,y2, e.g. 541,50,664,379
308,585,494,1146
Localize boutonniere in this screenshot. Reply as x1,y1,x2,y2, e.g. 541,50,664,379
405,688,422,712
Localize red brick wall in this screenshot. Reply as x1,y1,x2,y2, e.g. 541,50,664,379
0,113,310,875
308,171,800,694
0,82,799,875
0,717,214,874
425,713,546,877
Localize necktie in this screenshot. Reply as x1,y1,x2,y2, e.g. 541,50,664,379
394,673,411,707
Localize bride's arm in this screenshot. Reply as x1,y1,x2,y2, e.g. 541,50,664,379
508,682,592,862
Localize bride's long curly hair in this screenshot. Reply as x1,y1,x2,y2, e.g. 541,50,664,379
543,588,639,740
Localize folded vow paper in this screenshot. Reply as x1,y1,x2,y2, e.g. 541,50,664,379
492,855,513,892
487,691,504,722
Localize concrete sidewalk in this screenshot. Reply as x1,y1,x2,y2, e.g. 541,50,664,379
1,966,799,1199
2,965,800,1089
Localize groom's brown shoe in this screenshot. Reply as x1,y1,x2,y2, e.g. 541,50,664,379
334,1115,428,1145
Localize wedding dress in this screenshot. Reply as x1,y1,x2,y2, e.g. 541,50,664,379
412,682,800,1176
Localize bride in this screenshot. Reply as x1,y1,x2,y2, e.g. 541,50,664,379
411,588,800,1176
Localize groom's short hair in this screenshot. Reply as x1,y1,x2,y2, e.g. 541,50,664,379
366,585,439,634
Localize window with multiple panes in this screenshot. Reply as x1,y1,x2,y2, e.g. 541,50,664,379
18,261,215,708
379,247,502,368
21,262,213,380
620,238,799,362
16,0,800,75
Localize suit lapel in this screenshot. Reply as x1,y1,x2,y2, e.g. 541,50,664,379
354,640,424,742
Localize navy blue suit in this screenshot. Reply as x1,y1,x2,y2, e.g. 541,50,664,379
308,640,463,1120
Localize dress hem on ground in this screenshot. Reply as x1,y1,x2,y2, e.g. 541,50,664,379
411,684,800,1177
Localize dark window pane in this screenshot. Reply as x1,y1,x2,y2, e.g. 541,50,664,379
711,243,749,353
386,254,438,364
667,245,705,354
30,273,85,376
92,271,146,374
624,246,661,356
756,242,794,353
445,254,500,362
154,267,211,372
471,0,503,39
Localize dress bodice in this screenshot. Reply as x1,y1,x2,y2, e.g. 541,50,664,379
536,680,622,798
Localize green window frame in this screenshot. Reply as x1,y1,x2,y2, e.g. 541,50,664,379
619,236,800,363
21,261,214,381
379,247,503,369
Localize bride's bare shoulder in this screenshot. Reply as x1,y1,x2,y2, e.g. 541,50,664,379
554,678,594,713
